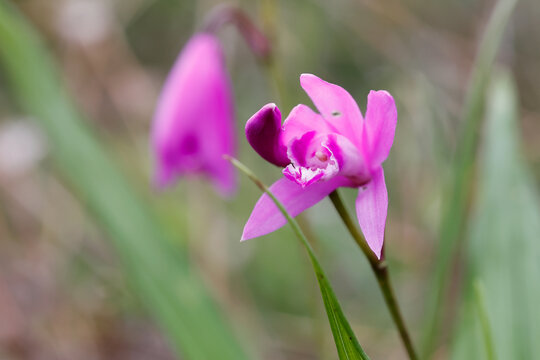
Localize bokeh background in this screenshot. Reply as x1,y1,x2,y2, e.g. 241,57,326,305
0,0,539,359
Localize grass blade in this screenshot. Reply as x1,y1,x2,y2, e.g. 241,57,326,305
451,71,540,359
228,157,370,360
421,0,519,355
0,2,250,359
473,280,496,360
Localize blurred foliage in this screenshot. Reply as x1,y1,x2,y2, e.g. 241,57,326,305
421,0,519,355
452,71,540,359
0,1,249,359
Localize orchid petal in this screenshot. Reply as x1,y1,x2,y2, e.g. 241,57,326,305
281,104,332,146
323,133,368,180
355,167,388,259
286,131,317,168
242,176,353,240
245,103,289,167
299,74,364,146
364,90,397,166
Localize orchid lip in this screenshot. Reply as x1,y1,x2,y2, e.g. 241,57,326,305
283,140,341,187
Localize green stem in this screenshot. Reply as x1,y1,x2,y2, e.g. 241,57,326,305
329,190,418,360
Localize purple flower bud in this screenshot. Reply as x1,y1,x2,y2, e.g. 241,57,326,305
151,33,236,196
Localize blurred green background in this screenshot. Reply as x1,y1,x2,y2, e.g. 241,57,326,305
0,0,539,359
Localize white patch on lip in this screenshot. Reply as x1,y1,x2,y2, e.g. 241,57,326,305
290,165,325,185
284,144,340,187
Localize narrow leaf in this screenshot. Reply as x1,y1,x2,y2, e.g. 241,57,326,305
422,0,519,355
452,71,540,359
473,279,496,360
228,157,370,360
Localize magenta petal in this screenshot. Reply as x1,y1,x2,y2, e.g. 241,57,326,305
281,104,331,146
151,33,235,196
242,176,353,240
245,103,289,167
322,133,368,179
287,131,317,167
299,74,364,147
364,90,397,167
355,167,388,259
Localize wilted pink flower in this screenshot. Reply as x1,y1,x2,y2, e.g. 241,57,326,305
151,33,235,196
243,74,397,258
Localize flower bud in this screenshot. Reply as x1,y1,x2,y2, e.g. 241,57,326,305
151,33,236,196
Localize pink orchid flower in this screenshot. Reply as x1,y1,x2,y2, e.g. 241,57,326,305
243,74,397,258
151,33,235,196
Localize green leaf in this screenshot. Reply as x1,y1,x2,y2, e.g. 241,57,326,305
452,71,540,359
421,0,519,355
228,157,370,360
311,257,371,360
0,2,250,359
473,279,496,360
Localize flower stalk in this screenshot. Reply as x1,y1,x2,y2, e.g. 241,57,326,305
202,4,272,62
329,190,418,360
